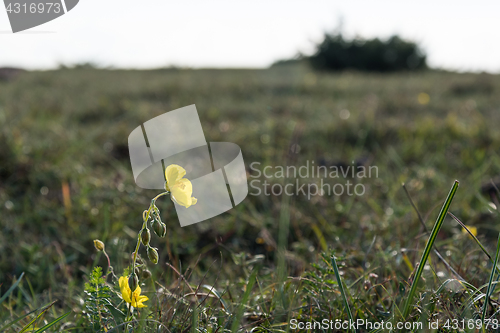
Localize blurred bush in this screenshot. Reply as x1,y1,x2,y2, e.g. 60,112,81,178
309,34,427,72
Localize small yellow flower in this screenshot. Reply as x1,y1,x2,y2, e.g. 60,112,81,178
462,225,478,237
119,276,148,308
93,239,105,251
165,164,197,208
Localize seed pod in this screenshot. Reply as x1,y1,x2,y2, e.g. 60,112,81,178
93,239,105,252
147,247,159,264
129,273,139,291
141,228,151,246
141,269,152,280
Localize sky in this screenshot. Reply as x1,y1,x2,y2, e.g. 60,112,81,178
0,0,499,72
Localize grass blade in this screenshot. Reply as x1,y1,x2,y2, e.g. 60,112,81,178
403,184,464,281
481,232,500,327
0,301,56,332
201,284,230,313
18,301,58,333
34,311,71,333
402,180,459,319
0,272,24,306
331,254,354,329
230,268,258,332
0,309,37,332
448,212,492,260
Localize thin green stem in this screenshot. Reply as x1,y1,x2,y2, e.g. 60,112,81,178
124,191,169,327
103,250,117,280
131,191,169,271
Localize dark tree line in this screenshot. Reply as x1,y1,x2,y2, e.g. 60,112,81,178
274,34,427,72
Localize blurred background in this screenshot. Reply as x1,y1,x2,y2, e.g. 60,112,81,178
2,0,500,331
1,0,500,72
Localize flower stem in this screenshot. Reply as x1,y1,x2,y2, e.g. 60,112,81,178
131,192,169,270
125,191,169,324
103,250,117,280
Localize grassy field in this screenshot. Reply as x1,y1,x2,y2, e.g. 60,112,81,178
1,65,500,331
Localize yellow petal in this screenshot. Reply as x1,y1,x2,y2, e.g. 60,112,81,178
131,288,148,308
119,276,132,303
136,295,149,308
165,165,186,187
176,178,193,194
171,190,192,208
171,178,194,208
133,285,142,295
133,300,147,308
191,197,197,205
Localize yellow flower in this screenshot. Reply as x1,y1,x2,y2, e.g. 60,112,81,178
462,225,478,237
119,276,148,308
165,164,197,208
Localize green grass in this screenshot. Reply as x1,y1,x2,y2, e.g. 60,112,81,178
402,180,459,319
330,254,354,329
1,66,500,331
482,232,500,329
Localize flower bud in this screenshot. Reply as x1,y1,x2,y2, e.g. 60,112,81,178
153,219,162,237
151,213,166,237
134,267,141,277
147,247,159,264
141,269,152,280
93,239,105,252
158,223,166,238
129,273,139,291
141,228,151,246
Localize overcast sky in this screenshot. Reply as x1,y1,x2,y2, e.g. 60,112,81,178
1,0,499,72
